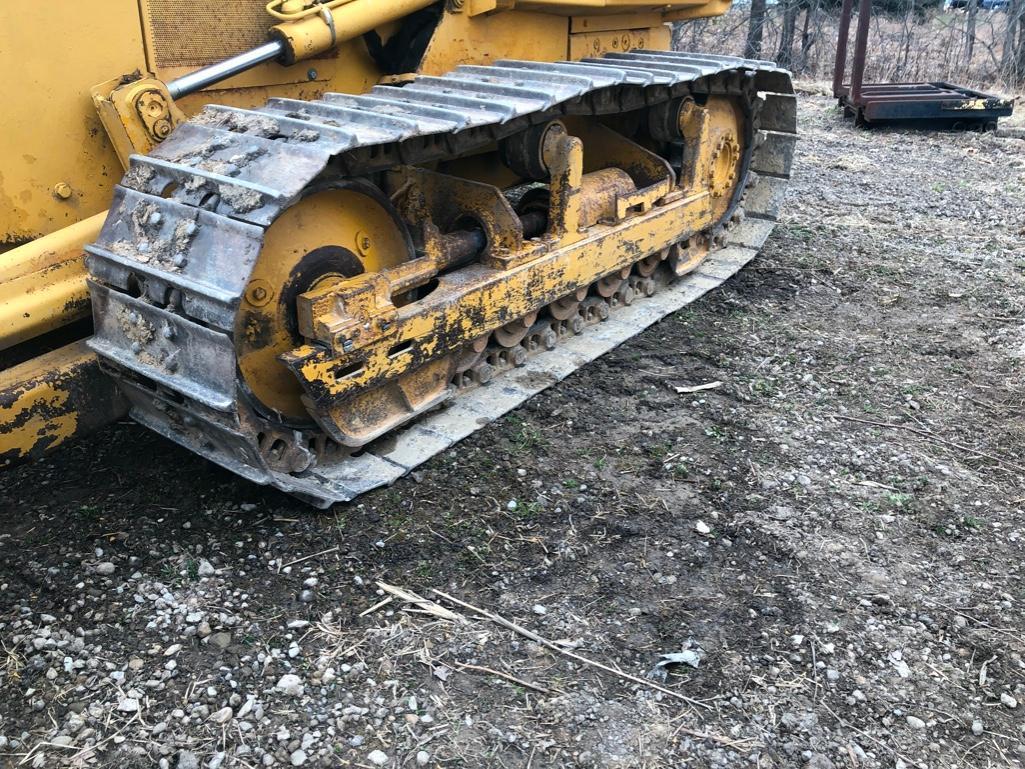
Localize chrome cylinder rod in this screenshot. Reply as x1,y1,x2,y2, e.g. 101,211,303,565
167,39,286,99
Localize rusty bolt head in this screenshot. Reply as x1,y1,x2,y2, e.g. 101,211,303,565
154,119,172,139
53,182,73,200
355,231,373,257
245,279,274,307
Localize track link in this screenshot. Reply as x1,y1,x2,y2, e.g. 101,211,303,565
86,51,797,507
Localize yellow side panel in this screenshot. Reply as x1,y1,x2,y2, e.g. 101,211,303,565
418,10,570,75
0,0,146,244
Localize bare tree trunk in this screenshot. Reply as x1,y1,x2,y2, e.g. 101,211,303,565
798,2,816,72
1002,7,1015,75
1019,11,1025,82
745,0,768,59
776,0,801,68
965,0,978,64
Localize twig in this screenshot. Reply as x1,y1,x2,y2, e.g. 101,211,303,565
834,415,1025,474
451,661,550,694
378,582,465,623
277,546,340,572
672,723,760,750
673,381,724,394
432,589,710,710
359,596,394,617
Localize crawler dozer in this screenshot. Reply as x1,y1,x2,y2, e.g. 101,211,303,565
0,1,796,507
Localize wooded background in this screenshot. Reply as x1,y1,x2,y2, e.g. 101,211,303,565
673,0,1025,89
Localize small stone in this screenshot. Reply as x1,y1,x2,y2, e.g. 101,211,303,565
289,749,306,766
164,643,182,656
1000,692,1018,709
197,622,212,638
177,751,200,769
95,562,116,575
210,632,232,650
906,716,926,730
275,674,305,697
971,718,984,736
367,750,389,766
805,754,835,769
299,590,314,603
416,751,430,766
210,707,233,724
117,698,140,713
197,560,215,577
51,736,73,747
532,604,547,616
695,520,711,535
506,500,518,511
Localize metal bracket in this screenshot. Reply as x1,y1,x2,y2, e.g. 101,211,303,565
92,76,186,168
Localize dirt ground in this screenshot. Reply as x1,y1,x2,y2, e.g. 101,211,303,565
2,93,1025,769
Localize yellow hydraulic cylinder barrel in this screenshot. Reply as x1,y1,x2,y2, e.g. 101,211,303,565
0,213,104,352
272,0,440,62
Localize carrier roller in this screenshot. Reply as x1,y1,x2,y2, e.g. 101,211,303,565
85,51,797,507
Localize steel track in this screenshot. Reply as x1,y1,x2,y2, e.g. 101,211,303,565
85,51,797,507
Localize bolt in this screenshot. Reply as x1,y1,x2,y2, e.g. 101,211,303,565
131,342,143,354
154,119,172,139
251,287,267,302
53,182,72,200
307,68,318,81
162,325,176,340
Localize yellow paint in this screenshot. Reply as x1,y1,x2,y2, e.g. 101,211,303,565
289,96,744,408
419,10,571,73
0,212,106,352
0,341,126,464
0,0,145,242
237,187,412,420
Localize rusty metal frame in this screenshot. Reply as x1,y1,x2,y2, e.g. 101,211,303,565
832,0,1013,127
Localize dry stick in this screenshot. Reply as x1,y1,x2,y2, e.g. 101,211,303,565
452,661,550,694
834,415,1025,474
431,589,710,710
278,545,340,572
